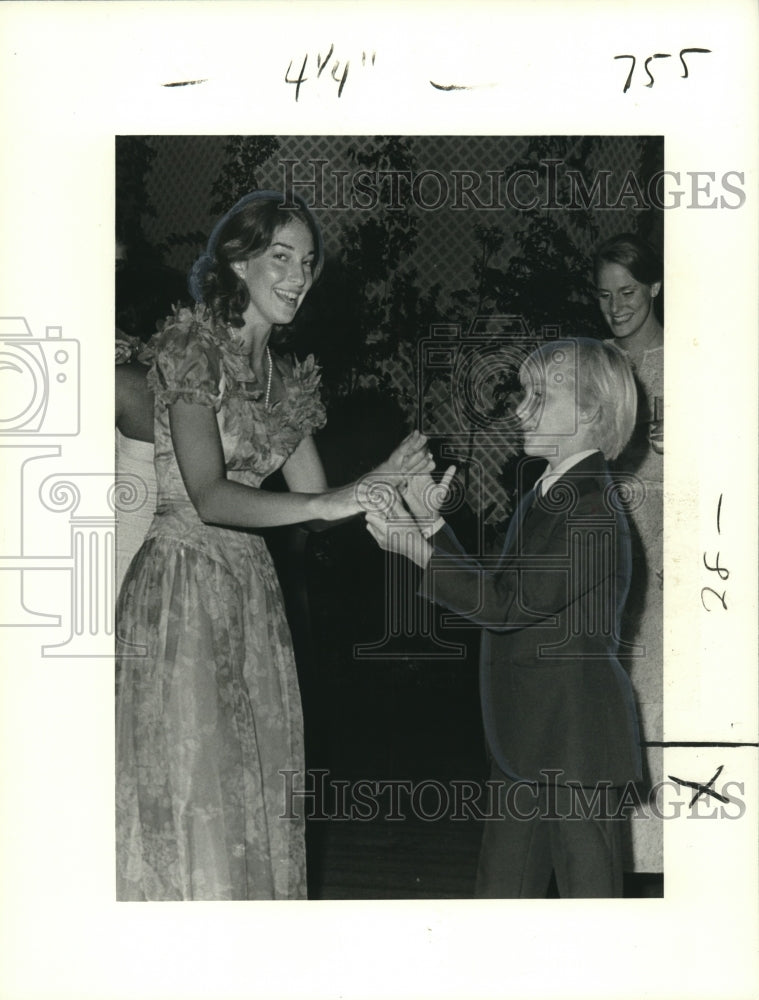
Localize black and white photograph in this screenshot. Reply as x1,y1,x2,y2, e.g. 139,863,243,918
1,3,757,1000
114,135,667,902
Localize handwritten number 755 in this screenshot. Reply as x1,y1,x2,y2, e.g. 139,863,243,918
615,48,711,93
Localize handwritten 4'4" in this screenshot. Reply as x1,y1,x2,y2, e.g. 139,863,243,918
614,48,711,93
286,47,376,101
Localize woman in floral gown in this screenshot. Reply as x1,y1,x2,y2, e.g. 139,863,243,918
115,191,430,900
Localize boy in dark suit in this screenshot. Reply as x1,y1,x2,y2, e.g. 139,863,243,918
366,338,642,897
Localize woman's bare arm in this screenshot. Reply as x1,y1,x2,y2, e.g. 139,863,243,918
169,399,361,527
115,363,155,443
280,435,329,494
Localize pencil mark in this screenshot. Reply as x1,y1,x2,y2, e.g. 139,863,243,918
429,81,496,91
702,551,729,580
643,53,671,88
613,54,636,93
285,55,309,102
286,48,374,101
668,765,729,808
615,47,711,92
702,493,729,611
430,81,472,91
679,47,712,78
701,586,727,611
331,59,349,97
162,79,208,88
316,44,334,77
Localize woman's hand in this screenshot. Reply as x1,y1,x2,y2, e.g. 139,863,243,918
305,432,440,525
373,430,434,478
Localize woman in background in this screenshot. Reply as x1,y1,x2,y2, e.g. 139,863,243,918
593,232,664,876
115,191,430,901
114,239,187,594
593,232,663,460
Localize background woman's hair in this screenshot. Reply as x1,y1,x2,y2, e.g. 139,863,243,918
592,232,662,287
193,192,324,332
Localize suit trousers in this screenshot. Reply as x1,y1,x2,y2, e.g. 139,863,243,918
475,762,625,898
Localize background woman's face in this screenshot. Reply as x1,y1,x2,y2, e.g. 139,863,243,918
595,261,661,342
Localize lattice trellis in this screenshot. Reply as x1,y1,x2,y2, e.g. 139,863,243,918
126,134,660,530
139,134,656,279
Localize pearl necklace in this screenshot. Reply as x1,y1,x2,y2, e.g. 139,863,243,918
264,347,273,409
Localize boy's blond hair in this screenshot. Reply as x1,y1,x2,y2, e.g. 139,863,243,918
525,339,637,460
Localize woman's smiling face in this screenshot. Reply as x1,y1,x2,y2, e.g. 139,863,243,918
595,261,661,343
235,218,315,333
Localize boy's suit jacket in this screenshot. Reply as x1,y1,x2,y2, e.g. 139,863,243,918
421,451,642,787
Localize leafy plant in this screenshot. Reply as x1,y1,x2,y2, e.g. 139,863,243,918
210,136,282,212
116,137,158,261
301,137,441,406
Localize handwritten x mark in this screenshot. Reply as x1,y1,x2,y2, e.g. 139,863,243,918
668,765,728,808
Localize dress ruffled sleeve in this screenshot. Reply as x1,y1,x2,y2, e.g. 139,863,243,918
145,307,223,410
115,331,142,365
288,354,327,437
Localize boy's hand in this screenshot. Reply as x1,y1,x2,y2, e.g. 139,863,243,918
400,465,457,527
365,492,431,568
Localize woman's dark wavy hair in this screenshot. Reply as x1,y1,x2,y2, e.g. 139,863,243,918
592,232,662,287
189,191,324,331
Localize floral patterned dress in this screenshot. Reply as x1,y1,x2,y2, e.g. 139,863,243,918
115,307,326,901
